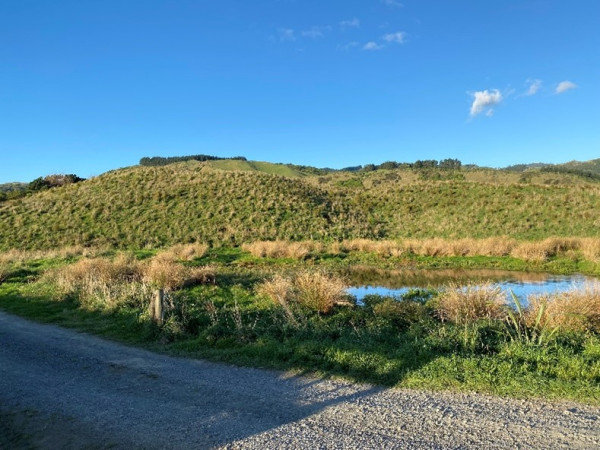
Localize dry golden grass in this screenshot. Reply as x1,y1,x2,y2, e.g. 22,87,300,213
511,237,582,262
50,253,216,308
526,285,600,333
293,270,349,314
242,241,322,259
51,255,146,308
255,274,294,306
436,282,508,324
244,237,600,261
338,239,404,257
144,254,215,291
256,270,349,314
0,246,105,264
157,243,209,261
580,238,600,262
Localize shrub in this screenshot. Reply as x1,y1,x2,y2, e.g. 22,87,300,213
436,282,507,324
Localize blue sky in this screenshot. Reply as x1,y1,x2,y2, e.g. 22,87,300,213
1,0,598,182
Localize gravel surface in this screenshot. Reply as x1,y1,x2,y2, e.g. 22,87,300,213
1,310,599,449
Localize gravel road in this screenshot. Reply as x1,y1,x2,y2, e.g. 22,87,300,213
1,310,599,449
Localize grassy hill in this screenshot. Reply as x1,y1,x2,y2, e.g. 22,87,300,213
1,160,600,250
206,159,305,177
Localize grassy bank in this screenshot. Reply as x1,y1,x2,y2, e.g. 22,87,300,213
0,247,599,404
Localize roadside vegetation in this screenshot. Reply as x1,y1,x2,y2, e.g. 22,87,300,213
0,245,599,404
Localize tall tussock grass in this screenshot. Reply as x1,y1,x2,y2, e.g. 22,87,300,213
144,254,215,291
526,285,600,333
243,237,600,262
49,253,215,308
510,238,581,262
256,270,349,314
242,241,323,259
435,283,508,324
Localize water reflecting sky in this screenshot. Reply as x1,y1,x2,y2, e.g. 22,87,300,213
348,274,596,302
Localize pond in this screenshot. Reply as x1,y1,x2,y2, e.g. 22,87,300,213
346,267,597,302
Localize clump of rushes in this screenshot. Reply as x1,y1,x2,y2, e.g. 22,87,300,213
436,282,507,324
256,270,350,314
526,284,600,333
157,243,209,261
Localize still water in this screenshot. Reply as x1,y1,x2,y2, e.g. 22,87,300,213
346,268,597,302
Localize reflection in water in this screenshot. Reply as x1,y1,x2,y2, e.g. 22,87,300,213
346,266,597,301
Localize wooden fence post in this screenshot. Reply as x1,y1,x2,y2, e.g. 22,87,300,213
151,288,165,325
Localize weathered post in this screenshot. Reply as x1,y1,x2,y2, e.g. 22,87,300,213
152,288,165,325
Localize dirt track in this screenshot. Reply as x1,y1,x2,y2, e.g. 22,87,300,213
1,310,599,449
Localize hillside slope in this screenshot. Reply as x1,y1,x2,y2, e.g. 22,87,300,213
0,163,370,249
1,162,600,250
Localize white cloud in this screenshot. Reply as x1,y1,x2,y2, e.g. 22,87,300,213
382,32,407,44
382,0,403,7
337,41,359,51
301,25,331,39
340,18,360,29
363,41,384,51
277,28,295,42
555,80,577,94
469,89,503,117
524,79,542,96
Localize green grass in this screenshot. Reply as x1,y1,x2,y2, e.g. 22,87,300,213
2,161,600,250
207,159,304,177
1,254,598,404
